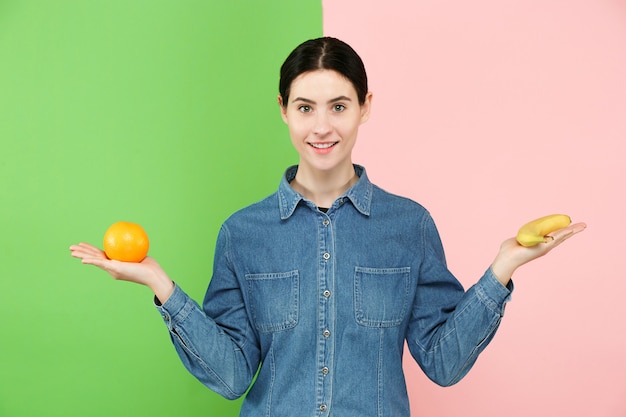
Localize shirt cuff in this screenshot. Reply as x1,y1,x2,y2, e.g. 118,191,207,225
154,284,191,329
476,267,514,315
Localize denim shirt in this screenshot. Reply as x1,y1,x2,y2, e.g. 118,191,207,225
156,165,512,417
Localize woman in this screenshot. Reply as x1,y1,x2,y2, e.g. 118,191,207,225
70,37,585,416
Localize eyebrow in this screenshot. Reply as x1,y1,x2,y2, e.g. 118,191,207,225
291,95,352,104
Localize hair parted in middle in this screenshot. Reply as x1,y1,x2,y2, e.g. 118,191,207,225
279,37,369,106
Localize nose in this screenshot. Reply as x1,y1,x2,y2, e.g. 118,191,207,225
312,111,331,136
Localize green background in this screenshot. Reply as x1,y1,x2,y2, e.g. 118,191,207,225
0,1,321,415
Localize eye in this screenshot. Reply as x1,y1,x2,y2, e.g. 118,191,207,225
298,105,312,113
333,104,346,112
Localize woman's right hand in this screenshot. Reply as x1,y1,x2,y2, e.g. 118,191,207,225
69,242,175,304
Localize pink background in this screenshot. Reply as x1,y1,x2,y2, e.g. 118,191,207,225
323,1,626,416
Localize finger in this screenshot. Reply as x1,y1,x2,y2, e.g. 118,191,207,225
82,256,114,269
550,222,586,242
545,229,573,243
69,247,95,260
69,242,107,260
69,246,90,259
70,242,102,253
79,256,104,267
542,223,586,253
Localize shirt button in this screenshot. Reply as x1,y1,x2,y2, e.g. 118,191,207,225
323,329,331,338
323,252,330,260
320,404,327,412
323,290,331,298
321,366,329,375
322,219,330,227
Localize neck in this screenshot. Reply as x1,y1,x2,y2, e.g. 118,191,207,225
291,164,358,208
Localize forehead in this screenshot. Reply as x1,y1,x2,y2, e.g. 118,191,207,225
289,69,358,100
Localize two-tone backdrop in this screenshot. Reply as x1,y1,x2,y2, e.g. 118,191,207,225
1,1,624,416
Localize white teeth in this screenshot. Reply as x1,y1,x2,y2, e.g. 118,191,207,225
310,142,336,149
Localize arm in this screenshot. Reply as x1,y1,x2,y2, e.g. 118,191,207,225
406,215,585,386
157,225,260,398
69,225,261,398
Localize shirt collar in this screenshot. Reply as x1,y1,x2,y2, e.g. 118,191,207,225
278,164,373,219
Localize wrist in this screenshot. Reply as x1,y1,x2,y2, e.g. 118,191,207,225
490,259,515,287
150,275,175,304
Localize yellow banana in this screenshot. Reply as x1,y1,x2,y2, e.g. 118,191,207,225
515,214,571,247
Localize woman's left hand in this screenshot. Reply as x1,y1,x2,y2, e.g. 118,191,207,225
490,221,587,286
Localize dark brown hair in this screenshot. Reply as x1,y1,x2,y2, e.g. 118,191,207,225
279,37,368,106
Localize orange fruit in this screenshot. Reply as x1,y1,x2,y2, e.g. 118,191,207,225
103,221,150,262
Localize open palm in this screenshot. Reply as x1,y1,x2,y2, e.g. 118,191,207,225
69,242,174,302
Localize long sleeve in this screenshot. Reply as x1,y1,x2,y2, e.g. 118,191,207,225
406,214,512,386
153,166,515,416
155,226,260,399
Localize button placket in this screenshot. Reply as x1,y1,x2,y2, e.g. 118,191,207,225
316,211,333,415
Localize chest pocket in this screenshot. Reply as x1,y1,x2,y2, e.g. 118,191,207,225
354,266,411,328
245,270,299,333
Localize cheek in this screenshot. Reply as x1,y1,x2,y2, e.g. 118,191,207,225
287,123,307,143
286,116,311,138
336,118,360,137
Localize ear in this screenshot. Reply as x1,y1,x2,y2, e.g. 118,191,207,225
277,94,288,124
359,91,373,124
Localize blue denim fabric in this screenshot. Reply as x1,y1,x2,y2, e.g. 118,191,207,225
156,165,512,417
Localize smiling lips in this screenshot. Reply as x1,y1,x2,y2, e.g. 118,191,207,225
309,141,338,153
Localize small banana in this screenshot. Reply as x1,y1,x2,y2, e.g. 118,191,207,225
515,214,571,247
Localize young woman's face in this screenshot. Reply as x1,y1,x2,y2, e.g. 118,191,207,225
279,69,372,175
